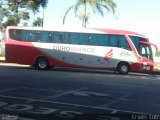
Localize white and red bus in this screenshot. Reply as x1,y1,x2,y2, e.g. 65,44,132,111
5,26,154,74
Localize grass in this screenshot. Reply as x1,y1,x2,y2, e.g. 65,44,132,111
0,53,4,57
153,68,160,72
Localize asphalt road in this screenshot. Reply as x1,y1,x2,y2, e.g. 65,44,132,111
0,63,160,120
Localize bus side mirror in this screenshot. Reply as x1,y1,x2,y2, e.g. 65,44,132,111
140,41,158,52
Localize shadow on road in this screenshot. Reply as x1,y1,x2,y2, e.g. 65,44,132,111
1,63,159,78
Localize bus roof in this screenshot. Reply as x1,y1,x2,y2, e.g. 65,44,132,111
6,26,146,38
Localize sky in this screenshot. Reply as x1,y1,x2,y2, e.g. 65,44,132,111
0,0,159,43
35,0,160,44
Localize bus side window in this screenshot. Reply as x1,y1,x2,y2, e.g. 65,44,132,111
35,31,41,42
71,33,79,44
29,31,37,42
80,33,86,45
90,34,108,46
60,32,69,44
59,33,63,43
129,36,139,50
76,33,80,44
29,32,33,42
11,29,21,41
99,34,108,46
68,33,71,44
48,32,52,43
109,35,119,47
87,34,92,45
53,32,59,43
9,29,15,39
21,30,28,42
84,33,89,45
16,30,22,41
41,31,48,43
90,34,97,46
119,36,131,50
77,33,83,45
104,35,109,46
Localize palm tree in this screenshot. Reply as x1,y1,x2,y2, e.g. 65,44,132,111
63,0,116,28
28,0,48,27
32,17,43,27
40,0,48,27
2,0,48,28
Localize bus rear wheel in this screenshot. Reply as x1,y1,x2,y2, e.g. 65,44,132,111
36,57,49,70
117,62,129,74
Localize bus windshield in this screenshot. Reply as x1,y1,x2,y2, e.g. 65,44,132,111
129,36,153,60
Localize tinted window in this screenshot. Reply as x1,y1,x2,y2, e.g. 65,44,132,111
21,30,30,41
109,35,119,47
119,36,130,49
9,29,108,46
41,31,48,42
129,35,152,60
91,34,108,46
129,36,148,50
109,35,130,50
9,29,22,41
129,36,140,50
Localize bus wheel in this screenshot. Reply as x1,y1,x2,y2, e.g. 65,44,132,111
117,62,129,74
36,58,48,70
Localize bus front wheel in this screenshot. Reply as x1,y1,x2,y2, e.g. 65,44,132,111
117,62,129,74
36,57,49,70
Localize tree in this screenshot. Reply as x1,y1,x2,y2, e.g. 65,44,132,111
63,0,116,28
32,17,43,27
156,51,160,57
40,0,48,27
1,0,48,28
0,0,9,40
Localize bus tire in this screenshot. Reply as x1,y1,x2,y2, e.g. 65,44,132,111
36,57,49,70
117,62,129,74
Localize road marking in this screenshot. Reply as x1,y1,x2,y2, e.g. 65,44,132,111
18,117,36,120
20,87,64,92
110,110,118,114
96,115,120,120
0,94,147,115
42,87,87,100
26,87,87,103
99,93,131,107
155,75,160,78
0,88,20,94
73,91,113,97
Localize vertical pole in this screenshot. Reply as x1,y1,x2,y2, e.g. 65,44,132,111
42,7,44,27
